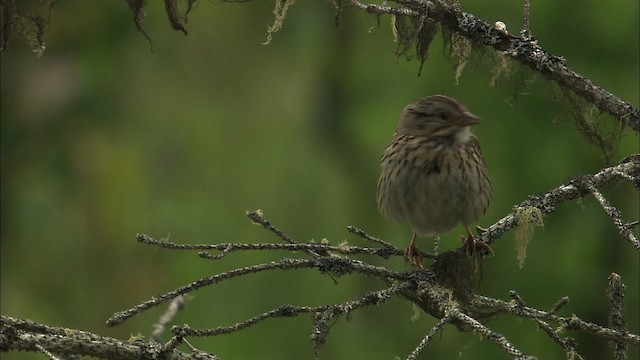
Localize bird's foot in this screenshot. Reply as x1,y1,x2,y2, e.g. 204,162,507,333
461,232,494,273
464,235,494,256
404,236,424,269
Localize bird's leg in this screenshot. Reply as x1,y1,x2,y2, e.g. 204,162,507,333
463,225,494,273
404,233,424,268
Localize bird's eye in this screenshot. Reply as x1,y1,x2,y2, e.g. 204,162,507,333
437,111,450,120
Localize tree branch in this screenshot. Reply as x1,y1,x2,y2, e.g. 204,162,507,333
583,177,640,250
478,154,640,250
348,0,639,132
608,272,629,360
0,315,218,360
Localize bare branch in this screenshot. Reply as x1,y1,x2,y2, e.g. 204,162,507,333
137,233,404,259
0,315,216,360
454,310,535,359
34,343,61,360
510,291,584,360
415,285,534,359
106,258,320,327
171,282,411,340
347,225,396,249
349,0,420,16
346,225,437,259
479,154,640,249
608,273,628,360
246,209,321,258
521,0,531,38
582,177,640,250
406,315,449,360
549,296,570,314
471,294,640,345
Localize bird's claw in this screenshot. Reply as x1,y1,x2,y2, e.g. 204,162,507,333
461,233,494,273
404,243,424,269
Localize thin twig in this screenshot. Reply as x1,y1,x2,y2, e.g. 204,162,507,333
346,225,396,248
454,310,535,359
350,0,420,16
106,258,317,327
549,296,570,314
522,0,531,38
346,226,437,259
106,257,407,327
406,315,450,360
173,281,413,338
312,281,414,352
246,210,321,258
471,294,639,344
34,344,61,360
138,233,405,260
510,291,584,359
608,273,628,360
581,177,640,250
160,335,185,357
173,304,316,337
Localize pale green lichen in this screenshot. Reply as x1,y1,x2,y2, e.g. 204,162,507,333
337,240,350,253
451,32,471,84
391,14,439,75
410,303,422,322
514,206,544,268
564,90,626,164
490,52,514,86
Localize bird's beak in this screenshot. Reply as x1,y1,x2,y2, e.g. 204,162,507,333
455,112,481,126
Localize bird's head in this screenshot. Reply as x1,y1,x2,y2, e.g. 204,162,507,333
396,95,481,140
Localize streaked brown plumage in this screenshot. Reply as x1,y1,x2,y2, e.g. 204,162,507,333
376,95,492,267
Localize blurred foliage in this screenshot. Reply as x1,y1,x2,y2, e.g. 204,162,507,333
1,1,638,359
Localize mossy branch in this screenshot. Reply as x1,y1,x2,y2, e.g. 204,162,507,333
3,0,637,134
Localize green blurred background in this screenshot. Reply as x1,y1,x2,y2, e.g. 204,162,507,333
1,1,638,359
